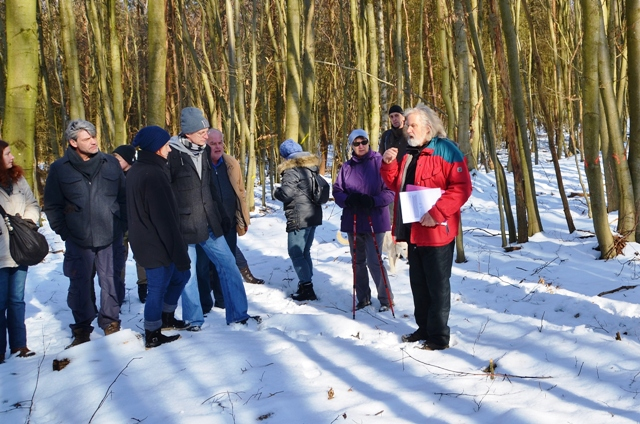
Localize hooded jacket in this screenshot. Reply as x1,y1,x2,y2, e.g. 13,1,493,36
167,136,225,244
44,147,126,248
380,137,472,247
333,149,394,233
274,153,323,232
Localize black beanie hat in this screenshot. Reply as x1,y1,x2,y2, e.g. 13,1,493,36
112,144,136,166
389,104,403,115
132,126,170,153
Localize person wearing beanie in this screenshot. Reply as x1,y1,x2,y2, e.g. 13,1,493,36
111,143,147,304
334,129,395,312
127,126,190,348
167,108,258,329
378,104,408,162
44,119,127,347
274,139,324,301
112,145,136,173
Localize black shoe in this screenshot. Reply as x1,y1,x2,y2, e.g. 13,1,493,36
238,315,262,325
0,353,4,364
356,300,372,310
138,284,147,303
145,329,180,349
420,342,449,351
240,266,265,284
214,302,225,309
186,325,201,332
291,282,317,301
162,312,189,330
401,331,426,343
66,328,91,349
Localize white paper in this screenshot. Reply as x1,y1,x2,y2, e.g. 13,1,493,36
399,187,442,223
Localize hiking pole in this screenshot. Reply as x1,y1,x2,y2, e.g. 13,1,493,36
352,213,357,320
368,215,395,318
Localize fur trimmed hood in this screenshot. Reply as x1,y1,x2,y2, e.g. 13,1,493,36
277,153,320,173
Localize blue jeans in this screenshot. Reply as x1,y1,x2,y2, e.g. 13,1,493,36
0,266,28,354
144,264,190,331
183,230,250,325
287,226,316,283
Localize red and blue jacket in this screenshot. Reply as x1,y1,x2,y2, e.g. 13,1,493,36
381,137,472,247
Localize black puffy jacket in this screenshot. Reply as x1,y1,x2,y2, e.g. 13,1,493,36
274,153,323,232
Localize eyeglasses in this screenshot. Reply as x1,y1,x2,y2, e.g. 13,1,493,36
352,139,369,147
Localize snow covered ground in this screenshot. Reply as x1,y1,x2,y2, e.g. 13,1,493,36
1,146,639,423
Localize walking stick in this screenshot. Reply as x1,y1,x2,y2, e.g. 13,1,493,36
368,215,395,318
352,213,357,320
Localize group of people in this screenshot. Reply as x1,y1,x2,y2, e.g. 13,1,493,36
272,103,471,351
0,102,471,360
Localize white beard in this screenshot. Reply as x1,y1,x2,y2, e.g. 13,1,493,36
407,136,424,147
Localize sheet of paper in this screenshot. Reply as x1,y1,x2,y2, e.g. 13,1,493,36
399,186,442,223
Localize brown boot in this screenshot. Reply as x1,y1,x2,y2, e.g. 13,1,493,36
66,328,91,349
104,322,121,336
11,347,36,358
240,266,265,284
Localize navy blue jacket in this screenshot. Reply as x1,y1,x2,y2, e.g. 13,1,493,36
44,147,126,248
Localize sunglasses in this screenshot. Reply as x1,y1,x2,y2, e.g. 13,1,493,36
352,139,369,147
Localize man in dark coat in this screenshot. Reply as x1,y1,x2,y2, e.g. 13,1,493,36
378,104,408,162
167,107,255,329
44,119,127,347
127,126,191,348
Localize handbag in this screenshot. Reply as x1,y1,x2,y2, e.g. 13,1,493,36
0,204,49,266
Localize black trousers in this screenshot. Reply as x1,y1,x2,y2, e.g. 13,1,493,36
408,240,454,347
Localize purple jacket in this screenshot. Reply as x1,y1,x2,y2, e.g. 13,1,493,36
333,149,394,233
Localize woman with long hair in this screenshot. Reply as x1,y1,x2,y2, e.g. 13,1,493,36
0,140,40,363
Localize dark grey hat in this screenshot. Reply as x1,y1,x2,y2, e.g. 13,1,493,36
180,107,210,135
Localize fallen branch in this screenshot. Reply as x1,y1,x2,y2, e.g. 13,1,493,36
597,285,639,297
401,349,552,380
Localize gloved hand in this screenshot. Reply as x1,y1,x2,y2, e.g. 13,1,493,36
359,194,375,210
221,216,232,234
345,193,361,208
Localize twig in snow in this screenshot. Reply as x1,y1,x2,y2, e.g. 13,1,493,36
577,361,584,376
88,357,141,423
537,311,545,332
530,257,558,276
597,285,638,297
26,334,50,424
401,350,552,380
472,318,490,355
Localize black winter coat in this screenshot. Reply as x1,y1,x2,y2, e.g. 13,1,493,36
167,141,225,244
274,153,323,232
125,150,190,271
44,147,126,248
378,127,408,162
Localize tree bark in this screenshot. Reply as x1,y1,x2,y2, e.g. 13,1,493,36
3,0,39,189
627,0,640,241
59,0,85,120
147,0,167,127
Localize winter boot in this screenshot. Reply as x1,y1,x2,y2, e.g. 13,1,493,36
66,328,91,349
240,266,265,284
0,353,4,364
11,347,36,358
145,329,180,349
162,312,189,330
138,283,148,303
291,282,317,301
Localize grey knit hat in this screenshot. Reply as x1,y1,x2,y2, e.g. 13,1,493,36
180,107,210,135
348,129,369,146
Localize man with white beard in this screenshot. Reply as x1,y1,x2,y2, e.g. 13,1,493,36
380,103,472,351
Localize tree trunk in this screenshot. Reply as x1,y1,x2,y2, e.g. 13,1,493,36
147,0,167,126
366,0,380,149
498,0,542,236
3,0,39,189
59,0,85,120
108,0,125,146
581,0,615,259
285,0,302,141
300,0,316,152
627,0,640,242
598,12,636,240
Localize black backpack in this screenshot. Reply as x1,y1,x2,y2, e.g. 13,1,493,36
310,170,330,205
